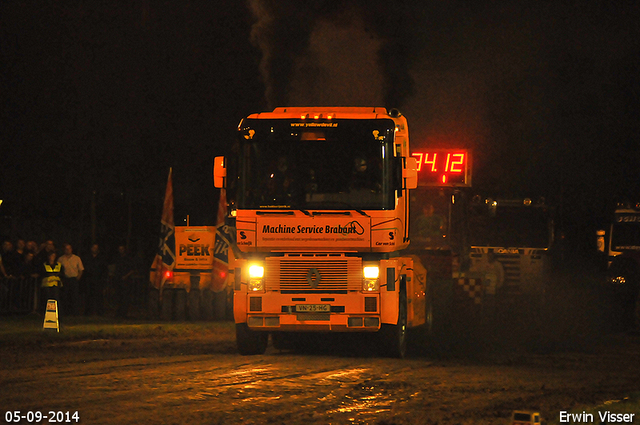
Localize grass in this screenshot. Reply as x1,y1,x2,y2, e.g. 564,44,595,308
0,314,236,345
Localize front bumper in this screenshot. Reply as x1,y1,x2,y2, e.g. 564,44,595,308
241,292,381,332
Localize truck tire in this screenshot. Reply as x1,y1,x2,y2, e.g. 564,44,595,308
175,289,187,321
188,289,201,321
147,288,160,319
424,292,434,336
424,278,449,339
213,290,227,320
160,289,173,320
201,289,214,320
236,323,268,355
225,290,234,320
379,290,407,358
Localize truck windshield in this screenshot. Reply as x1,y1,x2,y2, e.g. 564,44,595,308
235,118,396,210
611,222,640,250
469,206,552,249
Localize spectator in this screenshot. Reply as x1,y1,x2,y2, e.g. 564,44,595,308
14,239,27,276
59,243,84,315
26,240,38,255
0,252,7,278
35,240,56,267
0,251,8,308
113,244,136,318
83,243,108,316
1,241,21,277
15,239,25,256
40,251,64,313
20,251,40,278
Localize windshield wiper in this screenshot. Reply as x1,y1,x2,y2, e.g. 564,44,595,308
308,201,369,217
256,210,294,215
255,209,312,216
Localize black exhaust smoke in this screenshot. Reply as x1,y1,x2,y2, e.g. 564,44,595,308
247,0,417,109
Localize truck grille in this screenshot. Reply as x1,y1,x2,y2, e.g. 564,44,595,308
265,254,362,293
495,255,521,286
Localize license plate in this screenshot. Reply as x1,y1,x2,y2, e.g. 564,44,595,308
295,304,330,313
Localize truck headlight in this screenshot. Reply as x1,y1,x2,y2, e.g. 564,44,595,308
363,266,379,292
248,264,265,292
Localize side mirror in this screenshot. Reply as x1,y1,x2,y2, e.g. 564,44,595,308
596,229,605,253
213,156,226,188
403,157,418,189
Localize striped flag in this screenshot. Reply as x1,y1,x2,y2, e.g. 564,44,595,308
151,168,176,289
212,188,231,292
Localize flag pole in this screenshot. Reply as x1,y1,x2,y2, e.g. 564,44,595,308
151,167,176,292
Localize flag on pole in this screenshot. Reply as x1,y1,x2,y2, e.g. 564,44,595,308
212,188,231,292
151,168,176,290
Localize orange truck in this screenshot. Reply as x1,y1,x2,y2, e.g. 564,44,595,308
149,226,230,320
213,107,425,357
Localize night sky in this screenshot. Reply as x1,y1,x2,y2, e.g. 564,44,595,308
1,0,639,255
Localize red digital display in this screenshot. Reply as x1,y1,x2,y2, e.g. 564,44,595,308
411,149,471,187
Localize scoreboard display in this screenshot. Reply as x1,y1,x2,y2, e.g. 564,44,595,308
411,149,471,187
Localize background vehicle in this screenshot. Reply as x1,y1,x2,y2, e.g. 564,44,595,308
214,107,421,357
149,226,230,320
597,202,640,328
467,197,554,302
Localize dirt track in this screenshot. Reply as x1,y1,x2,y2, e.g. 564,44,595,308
2,314,640,425
3,265,640,424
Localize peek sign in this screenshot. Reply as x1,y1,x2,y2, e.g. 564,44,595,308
175,227,215,268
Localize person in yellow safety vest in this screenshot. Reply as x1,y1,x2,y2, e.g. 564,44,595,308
40,251,65,313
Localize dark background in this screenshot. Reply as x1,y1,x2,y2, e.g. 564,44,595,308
1,0,638,259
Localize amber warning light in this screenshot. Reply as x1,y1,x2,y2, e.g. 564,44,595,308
411,149,471,187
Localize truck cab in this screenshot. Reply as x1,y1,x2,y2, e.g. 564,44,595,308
468,197,554,300
598,202,640,328
214,107,422,357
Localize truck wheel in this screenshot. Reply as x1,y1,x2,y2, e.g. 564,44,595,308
160,289,173,320
424,293,434,336
424,279,447,339
175,289,187,321
236,323,268,355
213,290,227,320
147,288,160,319
225,290,234,320
379,291,407,358
188,289,201,321
201,289,214,320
